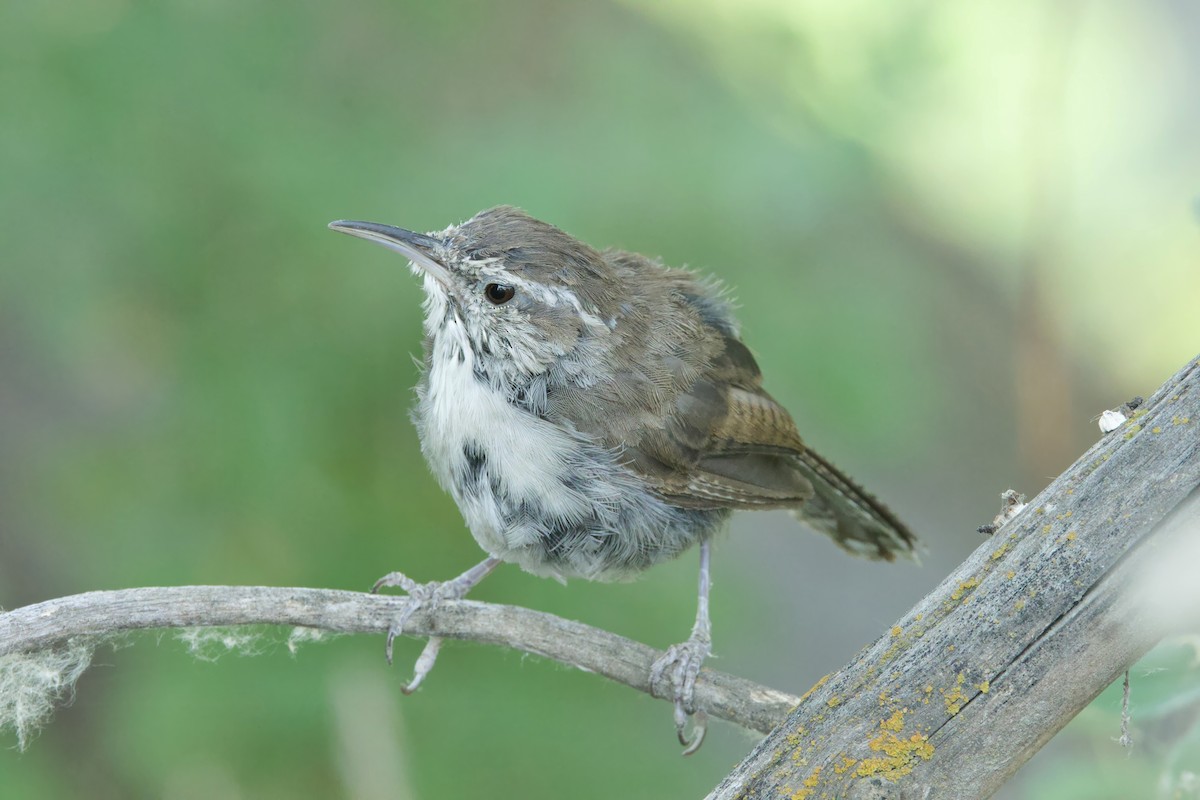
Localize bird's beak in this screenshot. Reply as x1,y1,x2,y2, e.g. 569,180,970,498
327,220,453,286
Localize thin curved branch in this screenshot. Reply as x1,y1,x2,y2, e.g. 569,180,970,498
0,586,799,736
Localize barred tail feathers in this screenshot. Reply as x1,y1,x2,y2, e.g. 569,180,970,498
789,448,916,561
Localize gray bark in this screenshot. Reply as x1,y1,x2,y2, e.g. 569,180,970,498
0,585,797,737
709,355,1200,799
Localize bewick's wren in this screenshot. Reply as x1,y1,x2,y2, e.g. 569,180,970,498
329,206,915,753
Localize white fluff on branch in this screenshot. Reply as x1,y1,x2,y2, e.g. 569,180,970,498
0,642,94,750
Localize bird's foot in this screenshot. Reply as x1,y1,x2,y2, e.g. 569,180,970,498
372,558,499,694
371,571,455,694
650,631,712,755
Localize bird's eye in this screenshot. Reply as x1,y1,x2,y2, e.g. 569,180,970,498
484,283,516,305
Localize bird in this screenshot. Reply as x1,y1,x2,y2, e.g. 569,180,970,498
328,206,916,753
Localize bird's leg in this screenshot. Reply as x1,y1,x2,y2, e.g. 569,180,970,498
650,539,712,755
372,555,502,693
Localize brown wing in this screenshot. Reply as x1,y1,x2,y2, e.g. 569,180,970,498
625,333,917,561
625,336,815,510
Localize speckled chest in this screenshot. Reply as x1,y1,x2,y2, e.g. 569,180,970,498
412,319,727,581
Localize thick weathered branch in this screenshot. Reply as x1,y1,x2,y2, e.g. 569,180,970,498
710,355,1200,800
0,585,798,737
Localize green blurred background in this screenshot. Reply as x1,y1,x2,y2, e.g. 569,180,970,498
2,1,1198,797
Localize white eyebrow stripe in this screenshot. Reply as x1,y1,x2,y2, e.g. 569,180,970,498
471,267,610,334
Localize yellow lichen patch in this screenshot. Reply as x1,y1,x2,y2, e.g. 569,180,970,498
1005,570,1015,580
833,755,859,775
1065,531,1077,542
1124,424,1142,440
1041,524,1052,534
991,543,1009,560
1152,426,1162,434
880,708,907,732
978,680,991,694
800,674,830,702
1056,511,1074,520
827,695,842,708
950,578,980,601
854,732,935,781
1014,598,1026,611
879,624,924,665
1173,415,1192,425
944,673,968,715
789,765,823,799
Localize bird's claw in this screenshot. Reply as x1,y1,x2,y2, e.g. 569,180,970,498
397,636,443,694
373,571,460,689
651,635,712,755
372,557,502,693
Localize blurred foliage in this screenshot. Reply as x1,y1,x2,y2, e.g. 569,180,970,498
1030,640,1200,800
1,1,1197,798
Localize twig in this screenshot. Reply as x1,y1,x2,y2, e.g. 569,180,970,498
1119,670,1132,749
0,586,798,737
